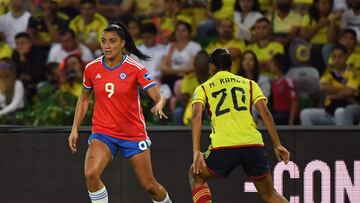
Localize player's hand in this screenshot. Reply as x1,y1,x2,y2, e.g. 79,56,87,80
274,145,290,164
151,104,168,119
68,131,79,154
192,151,206,175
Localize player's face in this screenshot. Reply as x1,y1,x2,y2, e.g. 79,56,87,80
101,31,125,61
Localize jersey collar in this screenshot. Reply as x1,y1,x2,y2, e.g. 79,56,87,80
101,55,127,71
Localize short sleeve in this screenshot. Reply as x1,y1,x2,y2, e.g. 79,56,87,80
82,66,93,89
191,85,206,107
320,71,331,84
346,70,359,90
301,14,311,27
251,81,267,105
137,67,157,90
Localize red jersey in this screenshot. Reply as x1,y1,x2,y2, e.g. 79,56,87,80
272,76,296,112
83,55,157,141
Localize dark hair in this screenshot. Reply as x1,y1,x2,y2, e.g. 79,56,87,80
80,0,96,5
255,17,271,25
273,54,291,74
15,32,31,40
210,0,223,12
45,62,60,76
341,28,357,40
194,50,210,83
209,48,232,71
234,0,260,12
141,22,158,34
332,44,348,55
238,50,260,81
308,0,333,23
104,21,150,61
60,29,76,39
122,13,141,27
176,21,192,34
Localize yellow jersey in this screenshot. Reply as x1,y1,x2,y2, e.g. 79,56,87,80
320,68,359,106
271,11,302,35
0,42,12,59
246,41,284,62
192,71,266,149
328,52,360,71
181,73,201,125
69,13,109,45
301,14,337,45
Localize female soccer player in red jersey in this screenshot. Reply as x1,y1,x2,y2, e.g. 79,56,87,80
68,22,172,203
189,48,290,203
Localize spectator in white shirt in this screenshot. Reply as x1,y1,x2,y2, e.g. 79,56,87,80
234,0,263,41
47,29,94,64
0,0,31,48
0,58,24,116
161,21,201,91
138,22,165,81
341,0,360,42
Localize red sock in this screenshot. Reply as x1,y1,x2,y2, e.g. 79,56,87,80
192,185,212,203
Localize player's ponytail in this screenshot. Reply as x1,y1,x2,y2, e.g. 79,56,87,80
209,48,232,71
104,22,151,61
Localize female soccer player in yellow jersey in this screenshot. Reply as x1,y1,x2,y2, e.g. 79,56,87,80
189,48,290,203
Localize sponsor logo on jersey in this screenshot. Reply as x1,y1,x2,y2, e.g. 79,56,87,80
95,73,101,79
144,73,153,81
119,72,127,80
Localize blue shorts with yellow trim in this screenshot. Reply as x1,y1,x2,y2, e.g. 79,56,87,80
204,146,270,180
88,133,151,159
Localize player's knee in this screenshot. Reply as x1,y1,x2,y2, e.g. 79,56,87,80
84,167,101,181
141,178,160,194
258,188,279,202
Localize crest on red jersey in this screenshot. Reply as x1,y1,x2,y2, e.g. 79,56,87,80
119,72,127,80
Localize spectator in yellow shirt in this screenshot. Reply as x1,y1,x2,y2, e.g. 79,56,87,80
206,18,245,74
209,0,236,20
327,29,360,72
247,17,284,75
69,0,108,56
0,0,9,16
268,0,302,45
180,50,210,125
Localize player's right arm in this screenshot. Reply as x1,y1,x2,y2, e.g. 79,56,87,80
68,88,92,154
255,99,290,164
191,86,207,174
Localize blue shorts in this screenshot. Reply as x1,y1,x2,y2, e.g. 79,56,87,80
204,146,270,180
88,133,151,159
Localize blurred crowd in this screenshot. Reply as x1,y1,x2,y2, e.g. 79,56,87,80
0,0,359,125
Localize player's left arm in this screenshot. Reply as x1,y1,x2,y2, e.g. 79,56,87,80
147,85,168,119
252,81,290,164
